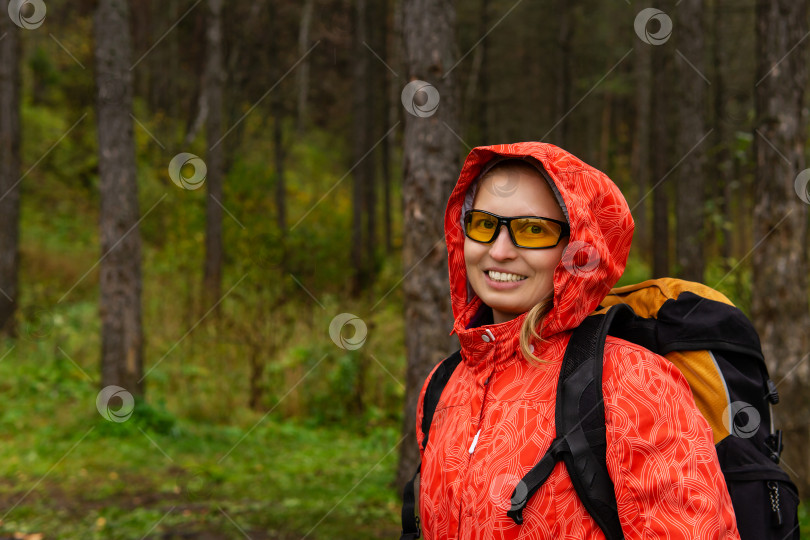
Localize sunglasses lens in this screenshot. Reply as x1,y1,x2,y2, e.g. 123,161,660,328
465,211,499,242
510,218,562,248
464,211,565,248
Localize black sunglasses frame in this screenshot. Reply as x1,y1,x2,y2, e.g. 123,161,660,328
463,209,570,249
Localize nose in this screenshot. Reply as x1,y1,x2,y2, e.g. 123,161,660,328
488,225,518,260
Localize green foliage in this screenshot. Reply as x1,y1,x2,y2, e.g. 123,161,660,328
9,68,408,535
614,252,651,288
800,501,810,537
704,258,753,315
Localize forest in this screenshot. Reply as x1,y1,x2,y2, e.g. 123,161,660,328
0,0,808,538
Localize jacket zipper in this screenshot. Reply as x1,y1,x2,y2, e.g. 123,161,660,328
457,366,496,536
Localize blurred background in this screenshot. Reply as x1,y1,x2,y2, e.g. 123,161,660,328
0,0,808,538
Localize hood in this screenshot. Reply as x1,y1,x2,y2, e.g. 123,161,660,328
445,142,634,342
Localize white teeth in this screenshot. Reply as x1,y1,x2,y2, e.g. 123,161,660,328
487,271,527,283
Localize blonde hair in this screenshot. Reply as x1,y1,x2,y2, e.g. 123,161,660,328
519,296,554,364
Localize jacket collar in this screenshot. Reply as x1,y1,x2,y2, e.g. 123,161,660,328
454,297,526,375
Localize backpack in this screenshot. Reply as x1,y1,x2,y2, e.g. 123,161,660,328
400,278,800,540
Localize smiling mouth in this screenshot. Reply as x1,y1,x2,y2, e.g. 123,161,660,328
486,270,527,283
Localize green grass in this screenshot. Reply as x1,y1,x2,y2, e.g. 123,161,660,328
0,332,402,539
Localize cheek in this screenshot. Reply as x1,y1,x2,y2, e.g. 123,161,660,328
527,250,564,279
463,238,482,269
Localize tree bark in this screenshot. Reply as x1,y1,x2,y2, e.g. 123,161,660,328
382,0,399,254
752,0,810,493
351,0,373,296
710,0,734,267
464,0,489,144
396,0,459,494
95,0,144,395
556,0,574,149
203,0,225,307
631,4,652,263
675,0,707,282
365,0,386,283
296,0,315,134
650,0,675,278
0,0,21,337
270,1,286,237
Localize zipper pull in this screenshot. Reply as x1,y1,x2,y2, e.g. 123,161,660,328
468,428,481,454
768,481,783,527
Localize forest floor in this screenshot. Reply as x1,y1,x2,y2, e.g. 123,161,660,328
0,335,402,539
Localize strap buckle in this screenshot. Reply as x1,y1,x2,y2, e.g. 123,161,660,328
765,430,783,464
507,479,529,525
399,516,421,540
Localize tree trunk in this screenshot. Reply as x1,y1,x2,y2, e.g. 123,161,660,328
365,0,386,284
296,0,315,134
203,0,225,307
95,0,144,395
382,0,398,254
274,111,286,235
464,0,489,144
598,89,612,168
556,0,574,149
0,0,21,337
351,0,372,296
396,0,459,494
631,4,652,263
752,0,810,493
270,1,286,237
675,0,707,282
650,0,675,278
710,0,734,268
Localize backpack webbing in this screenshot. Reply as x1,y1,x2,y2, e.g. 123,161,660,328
507,303,634,539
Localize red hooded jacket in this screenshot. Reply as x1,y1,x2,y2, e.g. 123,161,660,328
415,142,740,539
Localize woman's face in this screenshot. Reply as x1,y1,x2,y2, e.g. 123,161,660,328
464,166,568,324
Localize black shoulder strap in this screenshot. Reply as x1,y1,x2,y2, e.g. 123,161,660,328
420,350,463,450
509,304,635,539
401,350,463,540
400,465,421,540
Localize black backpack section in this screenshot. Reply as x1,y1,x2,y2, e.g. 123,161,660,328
401,301,799,540
400,350,463,540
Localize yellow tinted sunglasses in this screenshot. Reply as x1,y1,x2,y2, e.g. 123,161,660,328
464,209,570,249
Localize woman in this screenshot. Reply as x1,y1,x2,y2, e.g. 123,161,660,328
415,142,739,539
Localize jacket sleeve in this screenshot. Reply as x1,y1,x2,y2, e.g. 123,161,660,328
602,337,741,540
